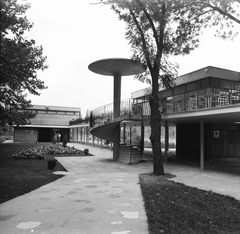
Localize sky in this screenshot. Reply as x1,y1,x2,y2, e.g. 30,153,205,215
23,0,240,117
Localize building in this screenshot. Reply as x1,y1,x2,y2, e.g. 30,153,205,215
87,66,240,167
14,66,239,169
14,105,81,142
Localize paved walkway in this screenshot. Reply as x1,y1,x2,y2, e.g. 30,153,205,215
0,143,240,234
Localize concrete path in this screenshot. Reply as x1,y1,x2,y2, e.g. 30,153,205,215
1,143,240,234
165,163,240,201
0,143,150,234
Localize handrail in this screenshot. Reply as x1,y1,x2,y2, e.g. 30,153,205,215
90,86,240,127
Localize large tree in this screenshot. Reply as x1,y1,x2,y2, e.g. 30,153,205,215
0,0,48,127
99,0,202,175
100,0,240,175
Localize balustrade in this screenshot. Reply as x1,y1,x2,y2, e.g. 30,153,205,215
91,85,240,125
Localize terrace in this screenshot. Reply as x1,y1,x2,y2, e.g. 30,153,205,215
91,79,240,125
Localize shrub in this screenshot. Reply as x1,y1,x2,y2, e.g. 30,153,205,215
47,159,57,170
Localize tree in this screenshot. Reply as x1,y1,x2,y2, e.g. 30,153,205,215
99,0,239,175
0,0,48,127
99,0,203,175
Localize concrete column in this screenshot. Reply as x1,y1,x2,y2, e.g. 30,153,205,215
86,127,89,145
200,119,204,171
113,73,121,118
141,122,144,152
165,121,169,163
113,124,120,161
129,126,132,145
123,123,126,144
80,127,82,143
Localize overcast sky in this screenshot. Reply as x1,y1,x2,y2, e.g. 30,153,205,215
24,0,240,117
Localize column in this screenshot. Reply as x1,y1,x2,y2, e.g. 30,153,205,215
141,122,144,152
165,121,169,163
200,119,204,171
113,73,121,118
123,123,126,144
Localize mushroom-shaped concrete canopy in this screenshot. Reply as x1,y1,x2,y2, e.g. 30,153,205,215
88,58,146,162
88,58,146,76
88,58,146,119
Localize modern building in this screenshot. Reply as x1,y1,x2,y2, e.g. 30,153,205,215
14,66,240,170
86,66,240,168
14,105,81,142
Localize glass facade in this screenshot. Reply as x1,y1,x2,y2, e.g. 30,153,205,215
164,79,240,114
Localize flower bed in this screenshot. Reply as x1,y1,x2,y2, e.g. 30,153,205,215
12,145,84,160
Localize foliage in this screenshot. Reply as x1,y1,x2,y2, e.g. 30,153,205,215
183,0,240,39
12,145,87,160
0,0,48,127
84,148,89,155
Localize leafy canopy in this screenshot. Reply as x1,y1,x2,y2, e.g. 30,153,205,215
0,0,48,127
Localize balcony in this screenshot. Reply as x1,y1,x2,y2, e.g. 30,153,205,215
91,85,240,126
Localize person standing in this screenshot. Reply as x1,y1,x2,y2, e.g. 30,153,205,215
58,133,61,142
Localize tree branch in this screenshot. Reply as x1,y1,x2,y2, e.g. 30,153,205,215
208,3,240,24
155,3,166,70
135,0,159,49
128,8,153,70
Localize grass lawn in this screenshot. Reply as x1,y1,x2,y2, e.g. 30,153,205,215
140,173,240,234
0,142,90,204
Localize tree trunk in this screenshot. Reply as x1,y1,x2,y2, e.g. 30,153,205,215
150,71,164,176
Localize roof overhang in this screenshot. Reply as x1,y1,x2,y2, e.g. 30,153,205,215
14,125,70,129
165,105,240,126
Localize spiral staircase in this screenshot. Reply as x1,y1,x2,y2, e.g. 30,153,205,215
90,99,150,164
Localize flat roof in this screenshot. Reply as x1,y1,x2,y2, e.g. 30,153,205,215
176,66,240,85
30,105,81,112
131,66,240,99
16,125,70,129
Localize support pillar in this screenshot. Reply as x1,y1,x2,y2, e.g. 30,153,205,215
113,124,120,161
80,127,82,143
123,123,126,144
165,121,169,163
113,73,121,118
200,119,204,171
141,122,144,152
86,127,89,145
129,126,132,145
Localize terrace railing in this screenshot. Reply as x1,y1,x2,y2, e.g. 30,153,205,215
91,86,240,126
91,99,150,125
166,87,240,114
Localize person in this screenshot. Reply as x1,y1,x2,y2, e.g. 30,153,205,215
58,133,61,142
